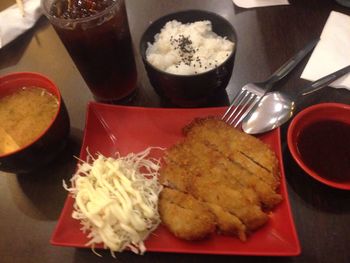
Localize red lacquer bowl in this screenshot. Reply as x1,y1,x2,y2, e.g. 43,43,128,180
0,72,70,174
287,103,350,190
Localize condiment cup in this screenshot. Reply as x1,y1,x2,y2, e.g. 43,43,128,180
140,10,237,107
287,103,350,190
0,72,70,174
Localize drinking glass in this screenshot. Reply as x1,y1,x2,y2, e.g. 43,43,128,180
41,0,137,102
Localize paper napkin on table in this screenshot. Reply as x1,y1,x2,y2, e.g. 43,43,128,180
233,0,289,8
301,11,350,90
0,0,42,49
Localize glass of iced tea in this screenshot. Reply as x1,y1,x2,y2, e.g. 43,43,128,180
41,0,137,102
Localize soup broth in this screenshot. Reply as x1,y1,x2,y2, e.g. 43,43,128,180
0,87,59,155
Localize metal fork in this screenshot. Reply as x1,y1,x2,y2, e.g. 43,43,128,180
222,39,319,127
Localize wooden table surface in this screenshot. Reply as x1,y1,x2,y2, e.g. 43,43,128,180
1,0,350,262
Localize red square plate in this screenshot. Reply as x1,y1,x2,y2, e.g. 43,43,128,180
51,102,300,256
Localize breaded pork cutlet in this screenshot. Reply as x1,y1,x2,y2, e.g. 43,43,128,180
160,163,249,241
206,203,247,241
159,118,282,241
162,139,269,230
158,188,216,240
189,176,269,231
165,137,282,208
184,118,280,190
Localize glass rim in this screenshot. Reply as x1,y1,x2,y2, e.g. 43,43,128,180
41,0,121,24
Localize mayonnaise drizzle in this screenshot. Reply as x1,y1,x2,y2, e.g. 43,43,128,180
63,148,163,255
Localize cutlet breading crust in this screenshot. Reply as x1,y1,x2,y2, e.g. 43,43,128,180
159,118,282,241
184,118,280,189
159,188,216,240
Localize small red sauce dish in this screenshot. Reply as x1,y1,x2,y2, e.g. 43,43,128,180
287,103,350,190
0,72,70,174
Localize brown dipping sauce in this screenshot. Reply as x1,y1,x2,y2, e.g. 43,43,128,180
297,120,350,182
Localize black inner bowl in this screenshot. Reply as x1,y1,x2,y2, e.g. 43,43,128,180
140,10,237,107
140,9,237,76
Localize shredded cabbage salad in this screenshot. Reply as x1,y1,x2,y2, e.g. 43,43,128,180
63,147,163,256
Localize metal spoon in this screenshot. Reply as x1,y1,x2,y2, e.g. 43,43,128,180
242,65,350,134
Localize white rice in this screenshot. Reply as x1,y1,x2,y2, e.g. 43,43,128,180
146,20,234,75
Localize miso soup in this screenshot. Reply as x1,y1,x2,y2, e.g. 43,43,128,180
0,87,59,155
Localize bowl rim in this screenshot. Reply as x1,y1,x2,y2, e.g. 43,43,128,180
139,9,237,78
287,102,350,190
0,72,63,158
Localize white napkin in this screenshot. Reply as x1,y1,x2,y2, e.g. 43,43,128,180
0,0,42,49
301,11,350,90
233,0,289,8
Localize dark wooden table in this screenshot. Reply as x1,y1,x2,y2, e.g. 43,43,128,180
1,0,350,262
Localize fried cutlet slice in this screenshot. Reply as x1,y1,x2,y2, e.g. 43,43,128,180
203,146,282,209
184,118,280,189
206,203,247,241
159,117,282,241
189,176,269,231
188,139,282,208
162,149,268,231
166,138,282,208
164,140,260,206
158,188,216,240
160,162,250,239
